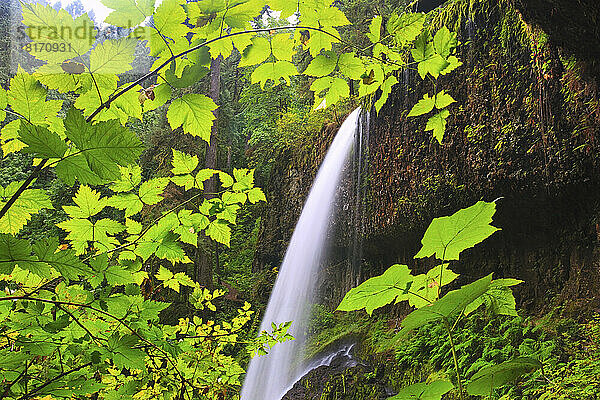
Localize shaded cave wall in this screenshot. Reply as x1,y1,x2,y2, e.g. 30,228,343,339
365,0,600,314
253,0,600,314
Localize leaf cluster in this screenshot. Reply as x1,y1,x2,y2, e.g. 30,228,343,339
337,201,541,399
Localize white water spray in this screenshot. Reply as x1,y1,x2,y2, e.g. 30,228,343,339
241,108,362,400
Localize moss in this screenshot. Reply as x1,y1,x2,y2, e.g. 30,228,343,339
394,174,467,228
429,0,531,50
301,308,600,399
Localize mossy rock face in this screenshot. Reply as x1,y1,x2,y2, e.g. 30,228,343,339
282,364,391,400
514,0,600,71
364,0,600,315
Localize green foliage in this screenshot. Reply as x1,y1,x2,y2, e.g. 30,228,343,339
0,181,52,234
337,264,413,315
167,94,217,142
399,275,493,337
389,380,453,400
466,357,542,396
415,200,500,261
338,202,537,399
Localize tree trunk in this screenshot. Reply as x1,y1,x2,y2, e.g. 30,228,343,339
195,56,222,288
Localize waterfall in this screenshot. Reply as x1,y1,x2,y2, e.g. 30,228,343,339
241,108,362,400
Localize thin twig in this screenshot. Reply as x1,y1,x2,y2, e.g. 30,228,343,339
0,368,27,400
0,296,185,384
16,362,92,400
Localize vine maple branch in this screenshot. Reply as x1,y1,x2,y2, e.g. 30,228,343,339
16,362,92,400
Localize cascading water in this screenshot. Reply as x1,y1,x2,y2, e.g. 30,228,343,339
241,108,362,400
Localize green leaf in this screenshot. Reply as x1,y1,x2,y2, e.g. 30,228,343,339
411,30,434,62
435,90,455,109
251,61,297,90
216,204,238,224
173,210,208,244
222,191,247,205
389,380,453,400
64,110,143,181
218,171,234,188
311,76,349,110
108,193,143,217
0,234,33,274
90,39,137,74
106,334,145,370
19,124,67,159
174,272,195,287
167,94,217,142
1,120,25,156
152,0,187,43
142,84,172,112
156,265,173,281
417,54,449,79
206,219,231,246
337,264,413,315
164,61,209,88
440,55,463,76
57,217,124,255
232,168,254,191
102,0,155,27
171,174,196,191
74,76,142,124
0,182,52,234
375,75,398,113
338,52,364,80
22,3,95,65
139,177,169,205
408,263,459,308
63,185,107,219
154,232,186,263
366,15,382,43
247,187,266,204
239,36,271,67
112,165,142,193
318,6,351,28
464,278,523,316
171,149,199,175
399,274,493,336
55,152,105,186
425,109,450,144
222,1,256,28
191,0,226,14
387,13,425,46
407,93,435,117
304,51,337,77
157,266,194,292
32,238,91,280
466,357,542,396
415,201,500,261
433,26,458,58
8,71,50,124
271,33,295,62
0,86,6,122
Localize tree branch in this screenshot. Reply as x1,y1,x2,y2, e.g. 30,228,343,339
0,296,185,385
0,23,391,223
16,362,92,400
0,368,27,400
0,159,47,220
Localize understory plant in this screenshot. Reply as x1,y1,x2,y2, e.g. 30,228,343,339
338,200,542,399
